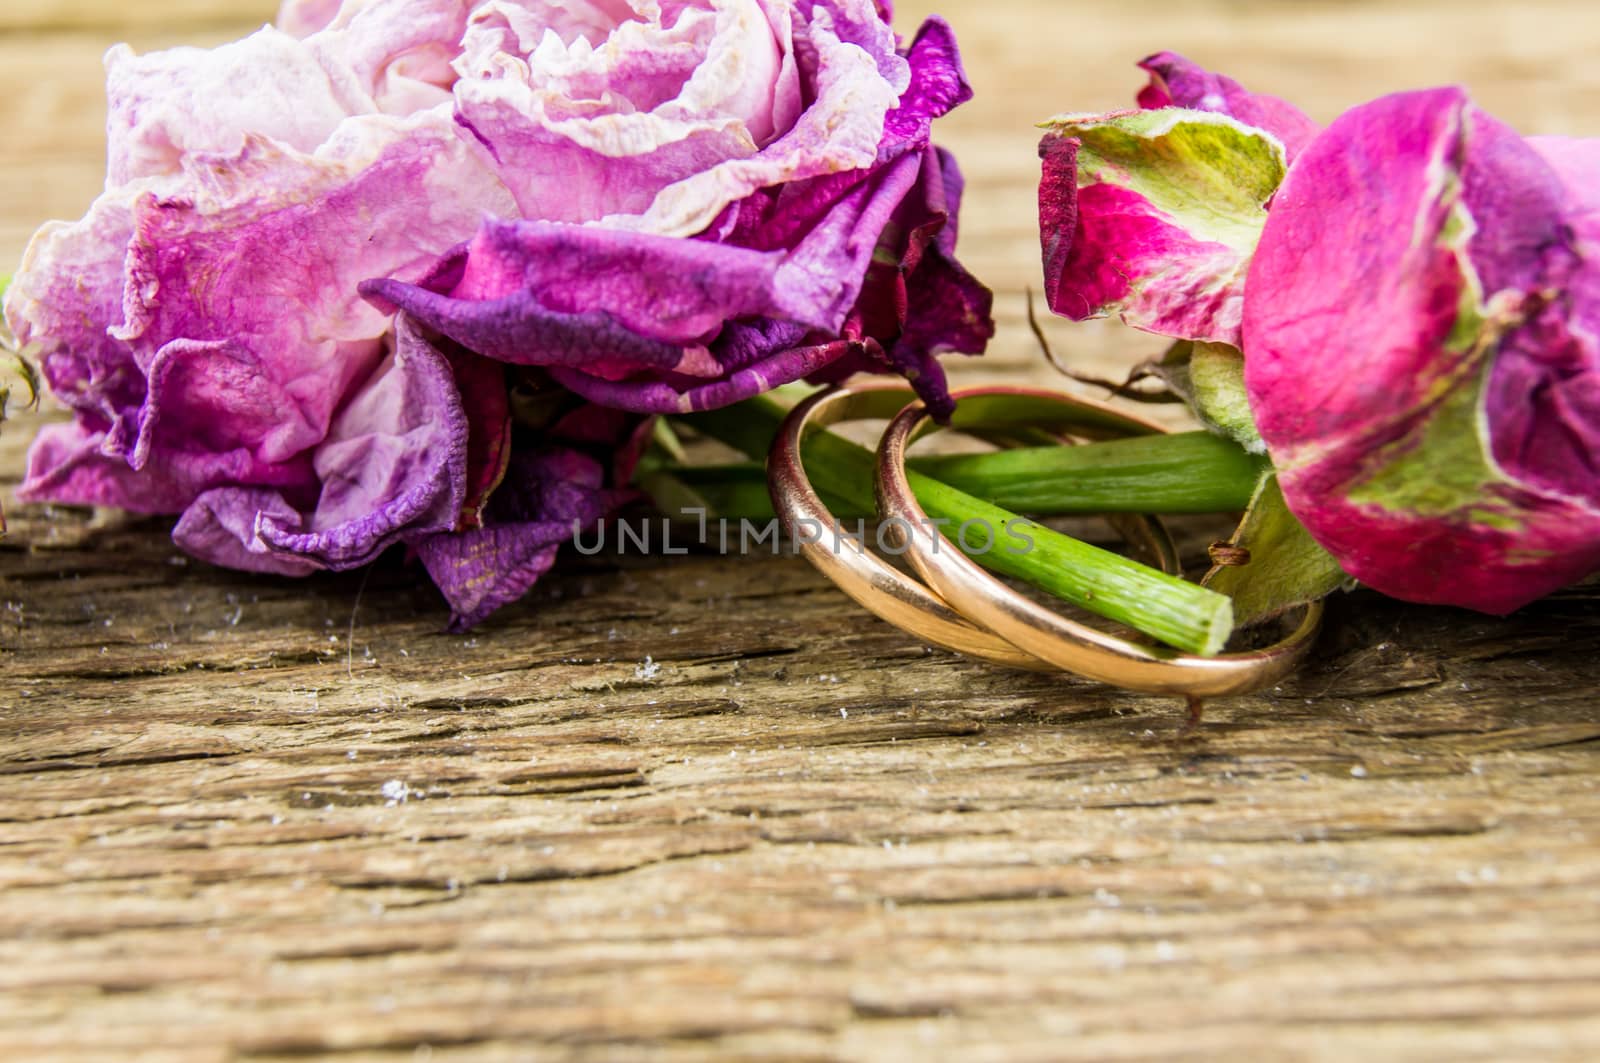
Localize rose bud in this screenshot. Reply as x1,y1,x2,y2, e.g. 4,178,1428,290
1244,88,1600,613
1037,53,1316,347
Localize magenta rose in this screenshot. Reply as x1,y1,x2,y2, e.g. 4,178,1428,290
1037,54,1600,613
6,0,989,627
1243,88,1600,613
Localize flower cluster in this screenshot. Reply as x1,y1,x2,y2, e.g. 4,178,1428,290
1039,54,1600,613
5,0,991,627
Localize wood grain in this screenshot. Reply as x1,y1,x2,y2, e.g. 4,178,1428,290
4,2,1600,1060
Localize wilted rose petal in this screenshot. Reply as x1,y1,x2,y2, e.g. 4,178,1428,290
169,317,470,573
4,195,145,450
307,0,469,112
1491,135,1600,505
363,145,921,352
17,418,202,517
106,28,366,185
817,144,991,419
1244,88,1600,612
1039,108,1287,345
452,0,902,237
418,429,641,632
439,342,512,530
364,15,986,419
549,333,855,414
91,130,491,489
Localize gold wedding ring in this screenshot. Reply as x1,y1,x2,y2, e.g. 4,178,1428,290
767,385,1184,672
769,386,1044,668
873,391,1324,698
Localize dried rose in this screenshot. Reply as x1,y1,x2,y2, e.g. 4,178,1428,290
1244,88,1600,613
1038,56,1600,613
6,0,987,625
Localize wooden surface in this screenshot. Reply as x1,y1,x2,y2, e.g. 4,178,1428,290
4,2,1600,1060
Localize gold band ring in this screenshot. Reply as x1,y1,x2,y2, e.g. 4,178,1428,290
873,391,1324,698
767,385,1181,671
769,386,1043,668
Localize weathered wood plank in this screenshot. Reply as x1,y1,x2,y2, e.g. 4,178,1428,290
0,1,268,33
4,0,1600,1060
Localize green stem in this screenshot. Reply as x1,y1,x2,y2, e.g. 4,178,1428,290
916,431,1266,513
676,395,1234,656
657,429,1264,518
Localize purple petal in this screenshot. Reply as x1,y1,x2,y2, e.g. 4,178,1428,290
171,487,322,577
361,148,928,411
416,447,634,632
1489,136,1600,502
16,419,198,515
858,145,992,419
398,148,921,341
880,18,973,155
419,526,569,634
1487,299,1600,506
441,342,513,531
133,338,330,487
362,259,693,373
172,317,471,572
551,337,856,415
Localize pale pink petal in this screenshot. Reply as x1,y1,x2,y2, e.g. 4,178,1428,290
306,0,475,113
451,0,905,235
277,0,345,37
105,28,374,185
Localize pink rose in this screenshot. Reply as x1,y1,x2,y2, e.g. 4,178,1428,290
7,0,988,628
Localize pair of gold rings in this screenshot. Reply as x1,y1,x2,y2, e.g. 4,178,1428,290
766,385,1322,699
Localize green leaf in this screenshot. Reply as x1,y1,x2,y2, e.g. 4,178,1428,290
1155,340,1266,453
1204,473,1352,627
